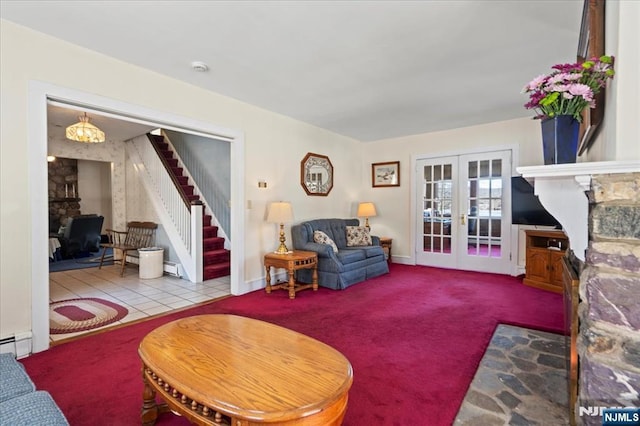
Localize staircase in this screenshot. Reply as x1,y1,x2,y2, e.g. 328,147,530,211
148,134,230,280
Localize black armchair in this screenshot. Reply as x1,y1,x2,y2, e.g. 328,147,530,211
59,215,104,258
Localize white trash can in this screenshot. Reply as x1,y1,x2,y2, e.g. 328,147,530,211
138,247,164,279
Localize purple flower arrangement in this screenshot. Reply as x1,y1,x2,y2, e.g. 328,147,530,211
523,55,615,121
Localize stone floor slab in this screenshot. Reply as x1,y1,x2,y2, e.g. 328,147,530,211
453,324,569,425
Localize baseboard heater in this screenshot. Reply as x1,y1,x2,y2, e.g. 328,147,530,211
123,254,182,277
0,332,33,359
162,261,181,277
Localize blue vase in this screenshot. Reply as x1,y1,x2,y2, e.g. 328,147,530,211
541,115,579,165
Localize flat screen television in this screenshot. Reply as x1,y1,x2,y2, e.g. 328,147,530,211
511,176,561,228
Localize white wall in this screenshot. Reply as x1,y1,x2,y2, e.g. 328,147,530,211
0,21,361,342
1,8,637,346
360,117,539,262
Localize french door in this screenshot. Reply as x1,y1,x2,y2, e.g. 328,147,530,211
415,150,512,274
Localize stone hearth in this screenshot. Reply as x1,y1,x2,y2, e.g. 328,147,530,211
454,324,568,425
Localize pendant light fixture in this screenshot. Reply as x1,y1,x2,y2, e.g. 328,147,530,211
66,112,105,143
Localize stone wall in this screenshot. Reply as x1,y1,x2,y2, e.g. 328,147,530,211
48,157,80,231
577,172,640,425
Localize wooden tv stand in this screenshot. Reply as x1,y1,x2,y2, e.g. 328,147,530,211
523,229,569,294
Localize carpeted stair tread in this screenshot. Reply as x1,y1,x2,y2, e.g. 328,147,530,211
176,176,189,185
204,237,225,250
203,249,230,264
165,158,179,168
203,226,219,238
204,262,231,279
182,185,194,195
203,215,212,227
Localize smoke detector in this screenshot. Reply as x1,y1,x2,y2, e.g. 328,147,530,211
191,61,209,72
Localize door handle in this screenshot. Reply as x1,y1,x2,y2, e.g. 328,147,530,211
460,214,466,225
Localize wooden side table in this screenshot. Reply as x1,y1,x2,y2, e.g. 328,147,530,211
379,237,392,264
264,250,318,299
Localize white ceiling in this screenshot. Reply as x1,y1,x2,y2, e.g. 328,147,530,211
2,1,584,142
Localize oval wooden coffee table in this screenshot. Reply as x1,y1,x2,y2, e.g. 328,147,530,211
139,314,353,425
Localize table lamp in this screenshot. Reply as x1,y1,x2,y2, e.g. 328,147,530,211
267,201,294,254
357,202,377,231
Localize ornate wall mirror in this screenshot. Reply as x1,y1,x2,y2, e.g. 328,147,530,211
300,152,333,196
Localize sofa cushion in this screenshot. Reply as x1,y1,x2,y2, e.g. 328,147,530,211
346,226,372,246
313,230,338,253
0,391,69,425
0,353,35,403
336,249,366,264
344,245,384,258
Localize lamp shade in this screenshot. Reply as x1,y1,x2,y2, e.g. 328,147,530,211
66,113,105,143
357,202,377,217
267,202,294,224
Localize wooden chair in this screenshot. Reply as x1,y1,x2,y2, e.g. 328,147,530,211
99,221,158,276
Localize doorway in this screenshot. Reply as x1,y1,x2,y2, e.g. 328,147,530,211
415,149,512,274
30,82,246,353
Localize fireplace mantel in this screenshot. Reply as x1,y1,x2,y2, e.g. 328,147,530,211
517,161,640,261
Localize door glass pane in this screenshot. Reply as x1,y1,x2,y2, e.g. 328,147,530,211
424,167,431,181
468,161,477,178
492,159,502,176
480,160,490,177
466,157,502,258
444,164,452,180
423,163,452,254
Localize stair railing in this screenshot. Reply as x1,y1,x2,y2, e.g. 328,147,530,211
126,135,203,283
159,130,231,250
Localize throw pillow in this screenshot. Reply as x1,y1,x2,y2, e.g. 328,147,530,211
346,226,372,246
314,230,338,253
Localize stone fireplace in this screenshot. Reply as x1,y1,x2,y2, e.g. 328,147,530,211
48,157,81,232
518,162,640,425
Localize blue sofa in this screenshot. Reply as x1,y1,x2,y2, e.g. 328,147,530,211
291,218,389,290
0,353,69,425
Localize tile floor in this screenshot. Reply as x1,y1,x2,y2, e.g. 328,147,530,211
454,324,569,425
49,264,231,342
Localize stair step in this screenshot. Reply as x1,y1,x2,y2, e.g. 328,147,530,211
203,225,219,238
203,249,230,264
182,185,194,195
204,263,231,280
150,133,230,280
204,237,225,250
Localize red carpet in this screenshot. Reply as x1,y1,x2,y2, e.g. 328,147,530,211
22,264,564,425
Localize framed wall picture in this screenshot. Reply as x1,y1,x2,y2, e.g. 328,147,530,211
372,161,400,187
577,0,605,155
